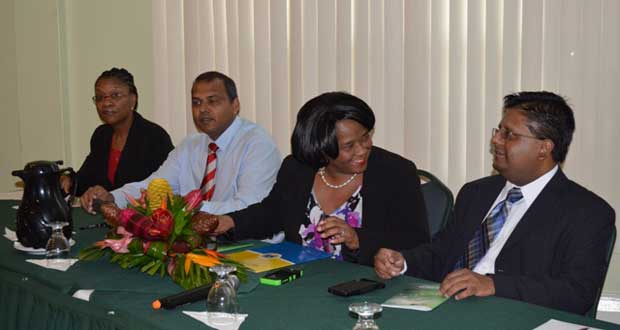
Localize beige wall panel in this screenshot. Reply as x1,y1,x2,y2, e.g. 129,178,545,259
14,0,65,160
0,0,22,191
63,0,154,170
14,0,65,179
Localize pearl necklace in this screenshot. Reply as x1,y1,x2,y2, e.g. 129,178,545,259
318,167,358,189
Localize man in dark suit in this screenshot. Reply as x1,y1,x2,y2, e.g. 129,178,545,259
374,91,615,314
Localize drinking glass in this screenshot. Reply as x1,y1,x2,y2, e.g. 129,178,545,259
207,264,239,326
349,302,382,330
45,221,71,259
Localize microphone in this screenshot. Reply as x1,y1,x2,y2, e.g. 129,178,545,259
91,198,111,213
152,284,213,310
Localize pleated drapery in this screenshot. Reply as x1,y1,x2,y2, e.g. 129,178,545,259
152,0,620,213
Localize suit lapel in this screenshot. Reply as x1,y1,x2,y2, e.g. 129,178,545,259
359,147,379,224
501,170,566,251
98,125,114,185
293,160,315,227
441,176,503,275
114,113,140,183
466,177,505,237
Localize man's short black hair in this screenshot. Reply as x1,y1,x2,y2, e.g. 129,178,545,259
291,92,375,169
193,71,238,102
503,91,576,163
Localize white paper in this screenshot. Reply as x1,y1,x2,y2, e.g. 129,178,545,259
533,319,602,330
183,311,248,330
4,227,17,241
26,258,78,272
13,239,76,255
0,190,23,200
72,289,95,302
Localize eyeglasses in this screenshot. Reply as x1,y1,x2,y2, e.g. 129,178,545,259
492,127,543,141
92,92,127,104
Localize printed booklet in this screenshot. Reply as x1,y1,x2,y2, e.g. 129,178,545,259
382,282,448,311
226,241,331,273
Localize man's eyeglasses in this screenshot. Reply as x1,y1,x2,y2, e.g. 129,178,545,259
492,127,543,141
92,92,127,104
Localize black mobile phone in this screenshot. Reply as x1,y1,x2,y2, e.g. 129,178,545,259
327,278,385,297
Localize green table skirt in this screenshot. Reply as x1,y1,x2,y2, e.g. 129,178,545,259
1,200,619,330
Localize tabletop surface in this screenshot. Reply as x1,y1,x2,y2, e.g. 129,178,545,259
2,199,619,330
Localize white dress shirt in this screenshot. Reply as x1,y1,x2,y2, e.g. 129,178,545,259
400,165,559,276
111,116,281,215
473,165,558,275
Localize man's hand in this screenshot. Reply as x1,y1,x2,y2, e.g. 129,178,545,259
439,269,495,300
374,248,405,279
80,185,114,214
211,215,235,235
60,175,72,194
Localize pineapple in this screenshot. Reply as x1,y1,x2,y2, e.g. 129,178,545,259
147,178,173,211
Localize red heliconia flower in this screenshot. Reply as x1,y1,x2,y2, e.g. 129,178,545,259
126,213,155,239
171,240,191,254
150,208,174,239
120,208,138,227
184,189,203,212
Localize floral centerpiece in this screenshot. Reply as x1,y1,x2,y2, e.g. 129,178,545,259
79,178,246,289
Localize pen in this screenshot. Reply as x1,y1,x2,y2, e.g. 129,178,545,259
79,222,109,230
217,242,254,252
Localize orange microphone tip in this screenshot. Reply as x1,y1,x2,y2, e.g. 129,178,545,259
152,300,161,309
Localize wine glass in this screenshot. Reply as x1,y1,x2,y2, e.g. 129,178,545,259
45,221,71,260
205,236,218,251
207,264,239,326
349,302,382,330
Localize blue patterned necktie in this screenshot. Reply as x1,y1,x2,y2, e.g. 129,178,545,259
454,187,523,270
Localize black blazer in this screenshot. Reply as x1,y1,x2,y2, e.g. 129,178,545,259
229,146,430,266
75,112,174,196
403,169,615,314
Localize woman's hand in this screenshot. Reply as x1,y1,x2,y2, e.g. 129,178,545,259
60,175,72,194
80,185,114,214
317,217,359,250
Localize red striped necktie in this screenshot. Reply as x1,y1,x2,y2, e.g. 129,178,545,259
200,142,218,201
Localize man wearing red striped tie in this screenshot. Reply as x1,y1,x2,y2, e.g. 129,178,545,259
81,71,281,217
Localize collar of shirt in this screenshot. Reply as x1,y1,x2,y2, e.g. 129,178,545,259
208,116,241,152
472,165,559,275
499,164,559,209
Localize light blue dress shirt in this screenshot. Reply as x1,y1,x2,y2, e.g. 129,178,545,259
110,116,281,215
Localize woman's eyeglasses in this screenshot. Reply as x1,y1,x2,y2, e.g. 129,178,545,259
92,92,127,104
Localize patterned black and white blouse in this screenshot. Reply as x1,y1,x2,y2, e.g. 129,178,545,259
298,186,363,260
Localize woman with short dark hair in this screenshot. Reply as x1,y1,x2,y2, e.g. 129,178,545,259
213,92,430,265
62,68,174,196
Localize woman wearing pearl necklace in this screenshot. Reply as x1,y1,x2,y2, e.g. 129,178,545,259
212,92,430,265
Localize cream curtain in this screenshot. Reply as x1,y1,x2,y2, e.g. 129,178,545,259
152,0,620,216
